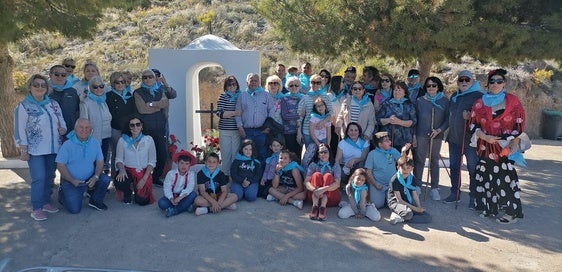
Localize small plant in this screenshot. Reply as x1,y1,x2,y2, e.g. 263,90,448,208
168,134,181,157
190,129,220,163
533,68,553,84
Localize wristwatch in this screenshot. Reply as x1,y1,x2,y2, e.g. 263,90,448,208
149,102,153,107
93,175,99,180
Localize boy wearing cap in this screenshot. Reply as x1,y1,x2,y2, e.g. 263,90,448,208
158,151,198,217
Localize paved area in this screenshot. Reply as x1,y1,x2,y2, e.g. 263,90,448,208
0,140,561,272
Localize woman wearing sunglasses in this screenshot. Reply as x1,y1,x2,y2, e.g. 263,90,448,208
80,76,112,174
470,69,527,224
14,74,67,221
216,76,242,177
336,81,377,141
114,115,157,205
304,144,341,220
73,61,104,101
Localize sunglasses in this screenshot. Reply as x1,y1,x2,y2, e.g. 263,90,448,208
154,74,161,78
381,79,391,83
31,82,48,88
92,84,105,90
489,79,505,84
311,81,322,85
289,84,300,88
351,87,364,91
458,77,471,83
227,83,237,87
114,80,125,85
425,84,438,88
318,150,329,154
53,72,66,77
142,75,154,80
320,75,329,78
268,82,280,85
129,122,142,128
64,64,76,69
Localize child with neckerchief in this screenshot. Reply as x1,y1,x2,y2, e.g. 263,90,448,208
338,168,381,221
194,153,238,216
267,150,306,210
259,138,284,199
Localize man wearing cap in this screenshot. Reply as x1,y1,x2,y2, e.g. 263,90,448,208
406,69,424,103
443,70,484,208
48,65,80,137
343,66,357,95
62,58,80,85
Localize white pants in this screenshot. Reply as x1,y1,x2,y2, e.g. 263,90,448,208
338,203,381,221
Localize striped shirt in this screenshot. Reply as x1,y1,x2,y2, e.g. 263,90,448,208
216,92,239,131
350,101,361,122
297,93,333,136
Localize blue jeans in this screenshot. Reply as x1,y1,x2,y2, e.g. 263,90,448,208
230,182,258,202
28,154,57,210
448,142,478,197
158,191,196,215
244,128,267,163
59,174,110,214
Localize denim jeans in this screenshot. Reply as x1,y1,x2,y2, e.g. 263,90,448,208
244,128,267,163
59,174,110,214
157,191,197,215
28,154,57,210
230,182,259,202
448,142,478,197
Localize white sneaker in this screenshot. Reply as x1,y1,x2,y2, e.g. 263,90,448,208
389,212,404,225
338,200,349,208
266,194,277,201
225,203,237,210
430,188,441,201
292,200,303,209
195,207,209,216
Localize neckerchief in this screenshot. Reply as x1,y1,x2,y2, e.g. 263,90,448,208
390,97,407,111
280,161,305,175
331,90,346,102
225,89,240,102
235,153,259,170
271,91,284,100
202,166,220,194
352,94,370,107
24,94,50,114
423,92,445,110
317,160,332,174
141,82,159,96
319,85,329,95
381,89,392,100
67,74,80,85
376,147,393,161
66,130,91,157
87,91,106,106
121,133,144,148
451,80,482,103
306,90,321,97
482,89,506,107
344,137,366,151
125,85,133,95
111,88,133,104
246,86,265,96
50,80,74,91
265,151,280,164
396,170,417,204
352,183,368,204
310,112,329,120
285,92,303,99
364,83,376,91
407,83,421,99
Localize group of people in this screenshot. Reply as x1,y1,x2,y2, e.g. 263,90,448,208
15,59,527,225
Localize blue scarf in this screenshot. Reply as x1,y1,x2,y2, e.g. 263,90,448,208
202,166,220,194
344,137,366,151
235,153,259,170
111,88,133,104
285,92,303,99
265,151,280,164
121,133,144,148
376,147,393,161
226,89,241,102
310,112,329,120
317,160,332,174
67,74,80,85
396,171,417,204
352,94,370,107
423,92,445,110
280,161,305,175
306,90,322,97
482,89,506,107
246,86,265,96
66,130,91,157
320,85,329,95
364,83,376,91
352,183,368,204
50,80,74,91
408,83,421,98
381,89,392,101
141,82,159,96
451,81,482,103
271,91,284,100
390,97,407,111
125,85,133,95
331,90,346,102
87,91,106,106
24,94,50,114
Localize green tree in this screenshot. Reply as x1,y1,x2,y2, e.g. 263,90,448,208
255,0,562,78
0,0,142,157
197,10,216,34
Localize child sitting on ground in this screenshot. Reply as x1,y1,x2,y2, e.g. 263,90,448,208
157,151,198,217
267,150,306,209
259,138,284,199
387,155,432,224
194,153,238,216
230,139,263,202
338,168,381,221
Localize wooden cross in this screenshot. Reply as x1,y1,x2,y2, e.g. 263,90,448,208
195,103,217,129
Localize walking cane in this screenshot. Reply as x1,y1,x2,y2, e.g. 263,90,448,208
424,108,434,200
455,119,469,209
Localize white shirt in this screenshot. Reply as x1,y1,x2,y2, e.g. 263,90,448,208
115,135,156,171
163,169,196,199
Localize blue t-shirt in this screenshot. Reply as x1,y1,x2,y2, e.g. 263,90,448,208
55,137,103,180
364,148,401,186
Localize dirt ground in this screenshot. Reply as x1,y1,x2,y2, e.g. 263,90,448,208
0,140,561,272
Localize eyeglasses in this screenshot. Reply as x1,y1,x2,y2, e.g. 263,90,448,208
227,83,237,87
458,77,471,83
129,122,142,128
311,81,322,85
289,84,300,88
142,75,154,80
114,80,125,85
52,72,66,77
92,84,105,89
64,64,76,69
381,79,391,83
425,84,438,88
351,87,364,91
320,75,329,78
318,150,328,154
267,82,280,85
489,79,505,84
31,82,48,88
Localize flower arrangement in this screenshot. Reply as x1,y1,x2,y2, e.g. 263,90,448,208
191,129,220,163
168,134,181,157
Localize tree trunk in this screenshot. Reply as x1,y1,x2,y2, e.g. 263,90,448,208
418,54,434,83
0,42,19,158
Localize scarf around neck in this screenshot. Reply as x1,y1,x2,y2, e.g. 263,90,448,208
423,92,445,110
50,80,74,91
122,133,144,148
345,137,366,151
352,95,370,107
265,151,280,164
352,182,368,204
246,86,265,96
24,94,50,114
226,89,241,102
285,92,304,99
87,91,106,106
396,170,417,204
202,166,220,194
141,82,159,96
451,80,482,103
111,88,133,104
235,153,259,170
317,160,332,174
482,89,507,107
67,130,92,157
310,112,329,120
280,161,305,175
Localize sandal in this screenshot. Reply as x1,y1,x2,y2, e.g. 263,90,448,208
309,206,319,220
318,206,327,221
496,215,518,224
